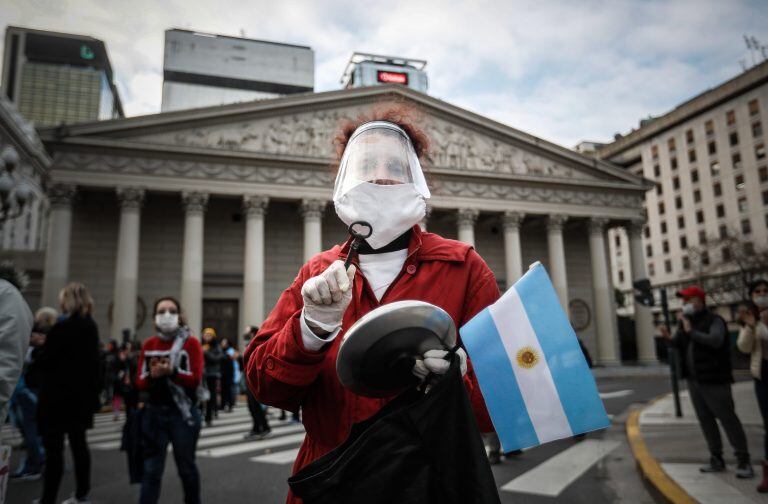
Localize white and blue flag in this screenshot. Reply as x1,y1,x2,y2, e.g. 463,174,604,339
461,262,609,452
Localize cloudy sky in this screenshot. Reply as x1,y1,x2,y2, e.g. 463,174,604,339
2,0,767,147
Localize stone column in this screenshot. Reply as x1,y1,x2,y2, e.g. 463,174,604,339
242,196,269,343
181,192,209,337
589,217,619,365
547,214,569,309
111,187,145,340
628,220,658,363
457,208,479,246
41,184,77,307
301,199,325,262
419,205,433,232
502,211,525,288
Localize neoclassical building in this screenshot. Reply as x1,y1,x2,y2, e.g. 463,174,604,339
28,85,653,364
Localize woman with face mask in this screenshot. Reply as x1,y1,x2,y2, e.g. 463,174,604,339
135,297,204,504
737,279,768,492
244,105,499,504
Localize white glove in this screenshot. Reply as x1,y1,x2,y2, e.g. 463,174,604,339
412,348,468,380
301,260,356,333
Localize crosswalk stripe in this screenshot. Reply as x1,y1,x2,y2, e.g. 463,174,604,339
198,432,305,458
250,448,301,465
500,439,620,496
196,424,304,449
599,390,633,399
660,463,753,504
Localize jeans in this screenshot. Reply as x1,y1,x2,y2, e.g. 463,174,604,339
754,360,768,460
688,379,750,463
140,405,201,504
41,427,90,504
11,386,43,473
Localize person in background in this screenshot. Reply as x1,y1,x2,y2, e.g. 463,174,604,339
737,278,768,492
242,327,271,440
9,307,57,481
201,327,224,426
36,283,100,504
136,296,203,504
219,338,235,412
0,272,33,426
660,285,753,478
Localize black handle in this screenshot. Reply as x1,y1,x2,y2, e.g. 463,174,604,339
343,221,373,270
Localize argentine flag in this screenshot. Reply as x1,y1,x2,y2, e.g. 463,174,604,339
461,262,609,452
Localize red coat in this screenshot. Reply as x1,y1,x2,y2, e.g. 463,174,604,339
244,226,499,504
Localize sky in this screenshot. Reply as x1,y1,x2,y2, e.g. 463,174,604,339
2,0,768,148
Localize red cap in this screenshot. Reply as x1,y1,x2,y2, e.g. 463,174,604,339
676,285,706,302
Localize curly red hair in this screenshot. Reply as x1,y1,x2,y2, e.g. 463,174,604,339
332,102,430,167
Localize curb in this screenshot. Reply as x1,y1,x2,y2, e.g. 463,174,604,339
626,403,697,504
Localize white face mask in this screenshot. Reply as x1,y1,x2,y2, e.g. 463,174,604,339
682,303,696,316
754,296,768,309
335,182,426,250
155,312,179,334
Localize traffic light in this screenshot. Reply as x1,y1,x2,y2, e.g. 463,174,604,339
633,279,654,307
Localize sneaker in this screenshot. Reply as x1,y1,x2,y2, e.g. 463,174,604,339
736,462,755,479
258,429,272,439
699,455,726,473
10,470,41,481
243,431,261,441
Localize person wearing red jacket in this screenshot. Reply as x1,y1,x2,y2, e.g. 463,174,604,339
244,105,499,504
135,296,204,504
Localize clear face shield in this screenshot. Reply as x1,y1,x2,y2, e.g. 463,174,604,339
333,121,431,201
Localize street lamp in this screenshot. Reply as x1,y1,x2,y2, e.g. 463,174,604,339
0,145,33,224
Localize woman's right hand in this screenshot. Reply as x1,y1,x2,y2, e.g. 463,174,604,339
301,260,356,335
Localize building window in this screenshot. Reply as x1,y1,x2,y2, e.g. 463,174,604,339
701,250,710,266
730,132,739,146
735,174,745,190
653,164,661,177
646,244,652,257
749,99,760,116
696,210,704,224
648,263,655,276
682,256,690,270
708,141,717,155
688,149,697,163
742,218,752,234
686,129,694,144
644,225,650,238
673,176,680,190
661,221,668,234
739,197,748,213
764,190,768,205
727,110,736,125
693,189,701,203
665,259,672,273
668,138,676,152
719,224,728,238
754,122,764,138
663,240,670,253
618,270,625,283
678,215,685,229
765,214,768,228
760,166,768,183
733,152,742,168
656,183,663,195
651,145,659,159
714,182,722,196
757,143,766,160
671,157,678,170
705,120,715,136
710,159,720,175
722,247,732,262
691,169,699,183
615,235,621,247
716,204,725,218
675,196,683,209
698,229,707,243
659,202,665,215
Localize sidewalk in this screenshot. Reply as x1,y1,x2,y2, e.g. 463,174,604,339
592,364,670,379
630,381,767,503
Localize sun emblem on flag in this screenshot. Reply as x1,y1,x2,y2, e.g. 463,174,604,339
516,347,539,369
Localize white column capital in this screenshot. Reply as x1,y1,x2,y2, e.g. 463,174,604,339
502,211,525,230
457,208,479,228
300,199,326,220
47,183,77,209
547,214,569,232
243,195,269,217
181,191,209,214
588,217,610,235
116,187,145,210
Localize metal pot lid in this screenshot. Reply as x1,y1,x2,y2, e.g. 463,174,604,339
336,300,457,398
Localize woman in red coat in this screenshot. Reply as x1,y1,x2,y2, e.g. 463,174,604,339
244,106,499,504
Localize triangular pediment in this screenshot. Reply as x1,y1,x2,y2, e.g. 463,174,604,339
40,86,649,189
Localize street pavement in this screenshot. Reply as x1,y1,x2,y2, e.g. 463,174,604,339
3,374,672,503
638,378,768,503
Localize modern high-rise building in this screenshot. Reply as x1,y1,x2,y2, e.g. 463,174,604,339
161,29,314,112
1,26,124,127
598,61,768,323
340,52,428,93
